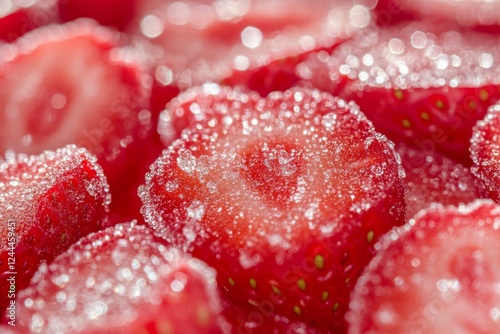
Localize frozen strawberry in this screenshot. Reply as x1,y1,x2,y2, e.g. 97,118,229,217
0,19,154,224
375,0,500,32
299,24,500,165
347,199,500,333
470,102,500,203
16,222,229,333
57,0,138,31
133,0,368,122
398,143,481,219
140,86,406,332
0,145,109,320
0,0,57,42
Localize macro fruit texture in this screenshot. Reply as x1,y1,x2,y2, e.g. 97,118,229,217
298,23,500,165
347,199,500,333
0,145,109,318
16,222,229,333
140,85,406,332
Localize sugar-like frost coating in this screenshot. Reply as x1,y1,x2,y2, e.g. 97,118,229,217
17,222,229,334
347,199,500,333
140,85,406,331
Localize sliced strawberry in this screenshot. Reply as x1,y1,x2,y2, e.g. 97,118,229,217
471,102,500,203
132,0,366,123
16,222,229,333
0,19,154,224
0,145,109,320
347,199,500,333
140,86,406,332
397,143,482,219
57,0,138,31
0,0,57,42
299,23,500,165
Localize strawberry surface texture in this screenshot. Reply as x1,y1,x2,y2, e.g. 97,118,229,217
0,0,500,333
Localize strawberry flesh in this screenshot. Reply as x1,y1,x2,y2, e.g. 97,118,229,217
347,199,500,333
140,85,406,332
16,222,229,333
0,145,109,319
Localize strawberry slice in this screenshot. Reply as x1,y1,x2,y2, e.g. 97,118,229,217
0,145,109,320
140,86,406,332
0,0,57,42
471,102,500,203
16,222,229,333
57,0,138,31
299,23,500,165
0,19,154,224
347,199,500,333
398,143,482,219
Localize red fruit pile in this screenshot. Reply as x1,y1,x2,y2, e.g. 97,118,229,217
2,1,500,333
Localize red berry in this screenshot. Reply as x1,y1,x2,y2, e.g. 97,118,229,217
16,222,229,333
0,0,57,42
0,19,154,224
471,102,500,203
347,199,500,333
140,85,405,331
57,0,138,31
397,143,481,219
0,145,109,317
299,24,500,165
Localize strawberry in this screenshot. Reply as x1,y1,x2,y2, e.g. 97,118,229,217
0,0,57,42
57,0,138,31
471,102,500,203
16,222,229,333
347,199,500,333
299,23,500,165
0,145,109,320
134,0,363,124
397,143,482,219
375,0,500,32
0,19,154,224
140,86,406,332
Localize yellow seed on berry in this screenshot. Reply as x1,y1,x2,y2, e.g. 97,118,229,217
249,278,257,289
271,284,281,295
333,302,340,312
322,291,329,302
297,279,306,291
367,230,375,243
435,99,445,109
420,112,430,121
402,119,411,128
293,305,302,316
196,305,210,326
228,278,235,286
156,319,173,334
394,89,404,100
480,89,489,101
314,254,324,269
469,100,477,110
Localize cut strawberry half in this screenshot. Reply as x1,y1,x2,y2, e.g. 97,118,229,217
299,23,500,165
0,19,154,224
347,199,500,333
0,0,57,42
16,222,229,333
134,0,368,123
397,143,481,219
471,102,500,203
0,145,109,319
57,0,138,31
140,86,406,332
